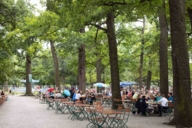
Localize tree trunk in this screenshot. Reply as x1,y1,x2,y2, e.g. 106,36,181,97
96,58,102,82
61,73,65,88
139,17,145,89
3,81,8,92
96,58,103,93
78,28,86,93
60,61,65,89
169,0,192,127
146,70,151,90
106,11,121,109
78,44,86,93
187,8,192,31
50,40,60,91
158,0,169,97
25,54,33,96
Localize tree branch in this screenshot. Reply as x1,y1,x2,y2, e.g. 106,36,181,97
95,28,99,44
89,23,107,32
99,1,127,6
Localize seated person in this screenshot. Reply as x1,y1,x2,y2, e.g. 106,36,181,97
132,92,139,100
80,91,86,102
86,91,92,104
108,91,112,96
1,91,5,96
55,91,63,99
127,91,132,99
168,93,174,103
106,90,110,96
49,91,55,99
136,95,148,116
158,94,168,116
90,91,96,105
75,91,81,101
155,92,162,102
72,91,77,101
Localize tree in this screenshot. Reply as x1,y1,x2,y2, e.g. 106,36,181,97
46,0,61,90
188,9,192,29
158,0,168,97
50,40,60,90
4,0,38,95
106,11,122,109
78,28,86,93
169,0,192,127
0,0,17,84
139,17,145,89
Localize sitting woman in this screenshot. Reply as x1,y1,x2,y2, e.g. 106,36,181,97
132,92,139,100
127,90,132,99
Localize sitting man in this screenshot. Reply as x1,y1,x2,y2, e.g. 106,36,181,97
155,92,162,102
168,93,174,103
136,95,148,116
158,94,168,116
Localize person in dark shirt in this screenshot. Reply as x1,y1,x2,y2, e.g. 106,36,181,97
1,91,5,96
136,95,148,116
70,88,75,100
168,93,174,103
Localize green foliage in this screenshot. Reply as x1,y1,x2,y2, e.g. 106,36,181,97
1,0,192,89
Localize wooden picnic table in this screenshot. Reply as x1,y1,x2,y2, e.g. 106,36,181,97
75,104,94,120
96,109,125,128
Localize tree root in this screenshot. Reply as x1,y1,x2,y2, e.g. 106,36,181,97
23,93,34,96
166,119,175,125
165,119,192,128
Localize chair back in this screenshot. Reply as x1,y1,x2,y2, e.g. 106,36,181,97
117,104,124,111
168,102,174,108
95,105,104,111
94,101,102,106
113,98,121,102
75,101,82,104
124,108,131,112
61,98,68,102
131,99,137,103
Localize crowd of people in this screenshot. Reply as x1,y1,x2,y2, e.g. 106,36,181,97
41,87,97,105
120,87,174,116
40,86,174,117
70,88,96,104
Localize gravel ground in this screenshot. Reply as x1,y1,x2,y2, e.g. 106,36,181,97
0,95,175,128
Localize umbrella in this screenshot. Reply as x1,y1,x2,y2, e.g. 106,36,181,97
63,90,70,96
47,88,54,92
93,83,107,88
120,81,134,87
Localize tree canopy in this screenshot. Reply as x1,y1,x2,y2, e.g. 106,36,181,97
1,0,192,126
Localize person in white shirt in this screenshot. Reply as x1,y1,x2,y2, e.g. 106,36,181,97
158,94,168,116
75,91,81,101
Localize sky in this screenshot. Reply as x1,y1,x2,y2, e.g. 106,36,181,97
29,0,46,15
29,0,43,9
